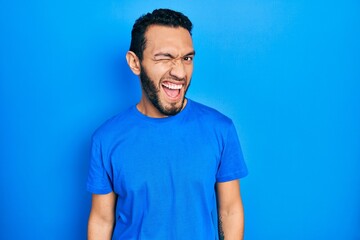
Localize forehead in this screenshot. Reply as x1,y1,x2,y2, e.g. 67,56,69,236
144,25,194,55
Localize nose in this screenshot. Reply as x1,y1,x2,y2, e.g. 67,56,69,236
169,59,186,80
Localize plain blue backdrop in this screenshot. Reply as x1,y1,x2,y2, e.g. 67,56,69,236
1,1,359,239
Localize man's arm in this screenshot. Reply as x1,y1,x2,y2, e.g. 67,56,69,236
88,192,116,240
216,179,244,240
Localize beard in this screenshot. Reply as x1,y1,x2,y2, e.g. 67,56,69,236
140,64,189,116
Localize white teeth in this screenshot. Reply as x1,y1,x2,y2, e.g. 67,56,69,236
162,82,183,90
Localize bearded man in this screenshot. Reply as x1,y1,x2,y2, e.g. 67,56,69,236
87,8,248,240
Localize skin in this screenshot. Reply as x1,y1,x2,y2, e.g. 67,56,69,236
126,25,195,118
217,180,245,240
88,192,116,239
88,25,245,239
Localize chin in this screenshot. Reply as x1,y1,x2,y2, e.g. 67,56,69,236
160,98,185,116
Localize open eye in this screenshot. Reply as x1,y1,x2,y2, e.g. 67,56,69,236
183,56,194,62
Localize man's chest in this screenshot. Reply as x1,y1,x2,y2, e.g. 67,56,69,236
107,128,222,196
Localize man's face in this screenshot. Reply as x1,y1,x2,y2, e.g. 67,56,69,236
139,25,195,117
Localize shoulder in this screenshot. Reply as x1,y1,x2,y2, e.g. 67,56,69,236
188,99,233,126
92,105,136,142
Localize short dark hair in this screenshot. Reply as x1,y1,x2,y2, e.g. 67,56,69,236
129,9,193,61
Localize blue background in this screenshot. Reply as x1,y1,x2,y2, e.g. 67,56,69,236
1,1,359,239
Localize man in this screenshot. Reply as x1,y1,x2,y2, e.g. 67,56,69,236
87,8,248,240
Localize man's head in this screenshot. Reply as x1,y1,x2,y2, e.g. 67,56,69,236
126,9,195,117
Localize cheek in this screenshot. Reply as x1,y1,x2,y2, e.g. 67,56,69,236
155,66,172,81
185,65,193,79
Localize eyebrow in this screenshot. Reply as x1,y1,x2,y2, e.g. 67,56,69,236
184,51,196,56
184,51,196,57
154,51,196,58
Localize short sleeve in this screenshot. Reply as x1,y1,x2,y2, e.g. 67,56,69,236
86,137,113,194
216,122,248,182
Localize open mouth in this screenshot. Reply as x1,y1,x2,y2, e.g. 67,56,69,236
161,81,183,99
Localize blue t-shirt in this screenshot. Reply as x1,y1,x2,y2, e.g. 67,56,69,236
87,99,248,239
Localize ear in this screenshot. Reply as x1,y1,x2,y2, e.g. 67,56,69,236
126,51,141,75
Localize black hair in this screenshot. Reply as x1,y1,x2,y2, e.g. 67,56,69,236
129,8,193,61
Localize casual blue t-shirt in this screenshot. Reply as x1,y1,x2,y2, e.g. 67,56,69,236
87,99,248,239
